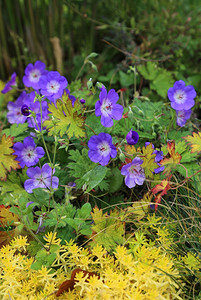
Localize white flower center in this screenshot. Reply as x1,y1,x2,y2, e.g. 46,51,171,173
29,69,41,83
47,80,60,94
174,90,187,104
101,99,112,116
177,111,184,119
37,175,46,185
129,164,142,176
98,141,110,156
22,148,35,162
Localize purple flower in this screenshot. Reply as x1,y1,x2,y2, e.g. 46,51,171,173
80,98,85,104
126,129,139,145
21,104,30,116
23,61,46,90
121,157,145,188
13,136,45,168
153,150,165,174
176,109,192,127
26,96,50,131
88,132,117,166
1,72,17,94
39,71,68,102
7,91,29,124
24,163,59,193
95,88,124,127
168,80,196,111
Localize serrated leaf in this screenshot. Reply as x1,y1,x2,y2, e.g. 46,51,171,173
152,176,172,211
160,141,182,175
150,71,174,98
183,132,201,153
124,144,137,156
175,140,197,163
44,94,85,139
89,207,125,252
119,71,134,87
0,205,19,227
0,134,20,181
2,123,28,141
140,143,158,179
76,203,92,219
137,61,158,81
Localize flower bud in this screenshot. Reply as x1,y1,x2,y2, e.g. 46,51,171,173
126,129,139,145
21,104,30,116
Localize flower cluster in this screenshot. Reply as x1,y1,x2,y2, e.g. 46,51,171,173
88,87,146,189
6,60,69,130
168,80,196,127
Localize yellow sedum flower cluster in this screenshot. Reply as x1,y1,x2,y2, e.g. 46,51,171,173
0,233,184,300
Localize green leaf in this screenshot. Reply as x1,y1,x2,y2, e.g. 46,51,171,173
137,62,158,81
89,207,125,252
150,71,174,98
119,71,134,87
76,203,92,219
2,123,28,141
86,52,98,59
109,167,123,192
81,165,108,192
175,140,197,163
44,93,85,139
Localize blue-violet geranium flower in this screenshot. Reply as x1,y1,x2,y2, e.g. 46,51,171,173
126,129,139,145
1,72,17,94
95,88,123,127
121,157,145,188
7,91,30,124
24,163,59,193
23,61,47,90
13,136,45,168
88,132,117,166
168,80,196,111
39,71,68,103
176,109,192,127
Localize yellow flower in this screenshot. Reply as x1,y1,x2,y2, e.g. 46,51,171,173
9,236,28,252
43,231,61,246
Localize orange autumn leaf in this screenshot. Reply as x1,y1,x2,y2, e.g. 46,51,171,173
183,131,201,153
160,140,182,175
0,205,19,227
0,205,20,248
0,134,20,181
124,144,137,156
56,268,99,296
152,176,172,211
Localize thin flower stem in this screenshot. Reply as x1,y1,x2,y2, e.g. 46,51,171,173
24,221,49,250
38,102,51,163
85,123,97,135
85,109,95,113
75,62,86,81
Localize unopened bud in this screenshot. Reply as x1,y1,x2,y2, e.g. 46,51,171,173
119,152,126,162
